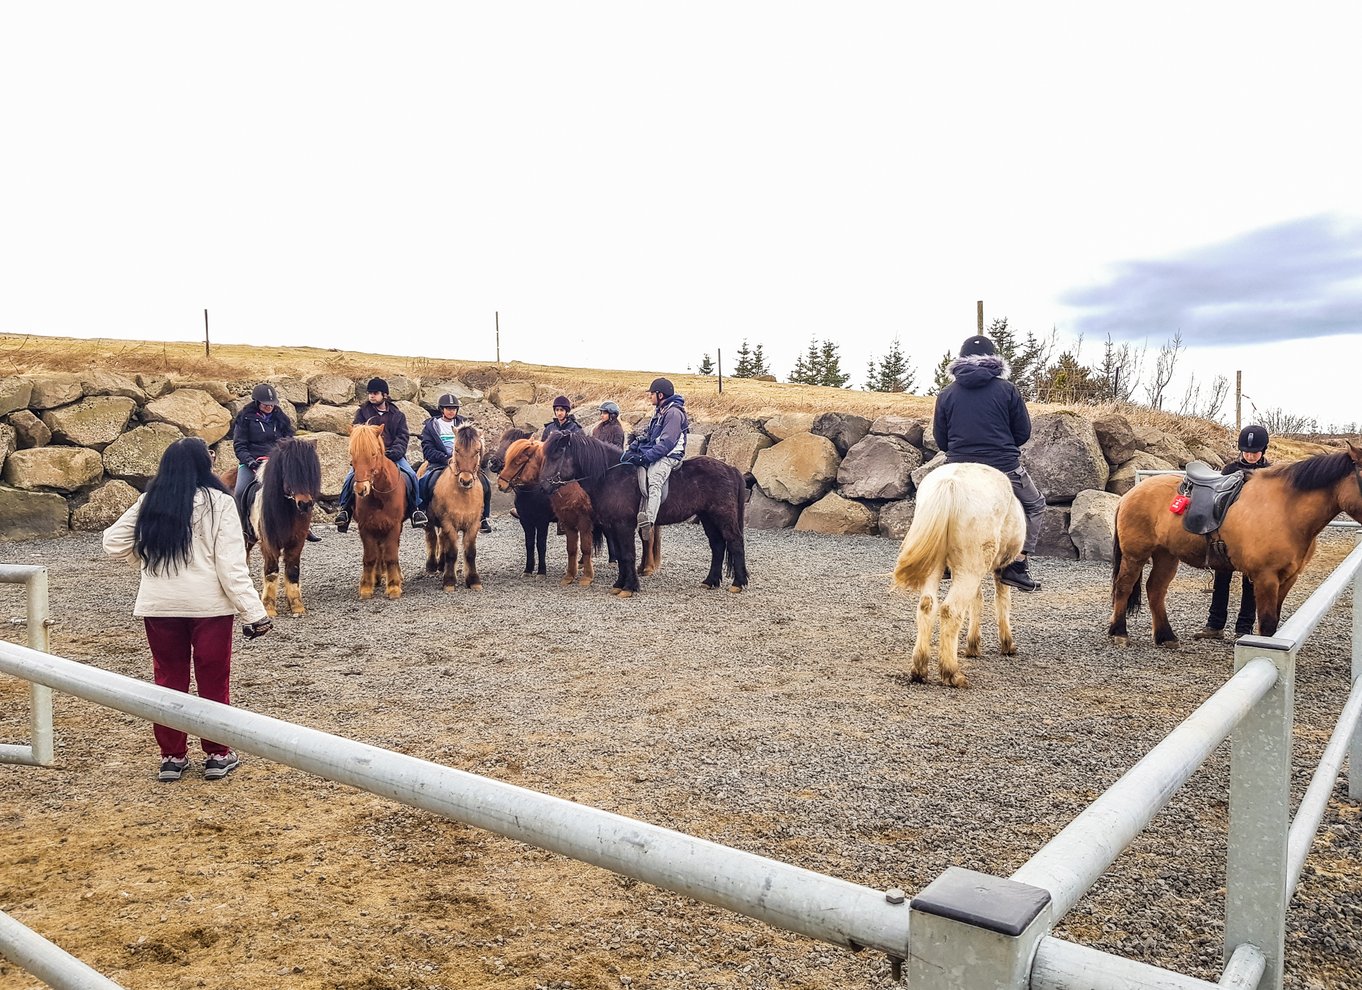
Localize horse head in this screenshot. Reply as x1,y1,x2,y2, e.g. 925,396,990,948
489,427,533,473
497,438,543,492
273,438,322,515
349,424,388,498
538,432,575,494
454,425,484,490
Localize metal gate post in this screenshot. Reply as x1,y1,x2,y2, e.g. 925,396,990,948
1225,635,1293,990
0,564,54,767
908,867,1051,989
1351,547,1361,801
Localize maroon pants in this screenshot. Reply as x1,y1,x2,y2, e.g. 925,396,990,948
143,615,234,758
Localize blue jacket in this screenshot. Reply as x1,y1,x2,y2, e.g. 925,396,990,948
931,356,1031,473
541,415,584,441
420,415,467,468
232,403,295,465
632,394,688,464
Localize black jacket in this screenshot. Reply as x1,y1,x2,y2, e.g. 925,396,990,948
353,402,410,462
420,414,467,468
541,415,584,441
931,356,1031,472
232,403,294,465
1222,455,1271,476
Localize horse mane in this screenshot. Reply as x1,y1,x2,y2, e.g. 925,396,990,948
260,439,321,546
456,423,481,447
349,423,385,463
551,430,619,482
490,427,533,471
1272,450,1356,492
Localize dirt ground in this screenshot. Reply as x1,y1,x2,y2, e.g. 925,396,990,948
2,524,1359,990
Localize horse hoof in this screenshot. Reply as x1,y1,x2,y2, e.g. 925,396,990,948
265,606,278,618
291,608,306,618
387,589,403,600
1001,641,1017,656
947,674,971,689
559,576,573,587
578,577,593,587
469,583,483,592
1110,635,1128,647
909,670,926,683
359,590,373,600
1157,639,1181,651
700,581,717,590
617,590,634,599
964,645,980,658
727,585,744,594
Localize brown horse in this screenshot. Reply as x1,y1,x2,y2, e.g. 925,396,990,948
349,424,406,600
1109,444,1362,645
423,424,486,590
220,439,322,617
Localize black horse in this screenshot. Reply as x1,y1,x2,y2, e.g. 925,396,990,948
540,432,749,596
490,427,555,576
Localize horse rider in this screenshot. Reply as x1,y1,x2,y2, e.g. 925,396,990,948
1195,424,1272,640
334,377,423,533
931,334,1046,592
417,393,494,534
231,384,321,543
620,377,688,543
592,400,626,448
541,396,584,440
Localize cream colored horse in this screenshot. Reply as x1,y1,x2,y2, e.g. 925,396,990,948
893,462,1025,687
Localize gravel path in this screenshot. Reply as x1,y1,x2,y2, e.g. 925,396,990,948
1,522,1359,990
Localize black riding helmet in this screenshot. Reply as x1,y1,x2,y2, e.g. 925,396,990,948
437,393,461,410
1238,424,1269,453
252,383,279,405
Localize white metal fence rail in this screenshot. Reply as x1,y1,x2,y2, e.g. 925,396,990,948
3,539,1359,989
0,564,53,766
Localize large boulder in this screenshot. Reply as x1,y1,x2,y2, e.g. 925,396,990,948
394,400,429,434
5,410,51,449
488,381,537,410
307,433,352,499
1136,426,1192,468
682,422,712,460
41,396,137,449
418,379,484,410
71,479,141,531
1069,489,1121,562
2,447,103,492
405,434,425,468
752,433,840,504
356,375,418,402
911,451,947,489
301,403,359,435
0,423,14,474
1021,411,1109,502
1092,412,1141,464
0,485,68,539
837,435,921,500
0,377,35,416
308,374,357,405
80,371,146,403
102,423,185,486
28,376,85,410
811,412,872,455
706,419,774,479
869,415,926,448
267,377,309,406
462,402,514,449
795,491,878,535
179,380,236,405
144,389,232,444
1033,505,1077,559
1188,442,1227,470
762,412,816,441
1106,451,1178,496
511,404,556,432
135,374,172,399
878,499,916,541
746,484,802,529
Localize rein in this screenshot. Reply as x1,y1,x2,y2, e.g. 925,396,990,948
548,461,631,490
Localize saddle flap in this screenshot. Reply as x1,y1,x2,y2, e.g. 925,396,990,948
1180,462,1246,536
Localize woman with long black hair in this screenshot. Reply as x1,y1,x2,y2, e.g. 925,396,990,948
103,437,272,782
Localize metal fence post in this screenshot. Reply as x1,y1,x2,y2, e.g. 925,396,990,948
908,867,1051,989
1225,635,1293,990
1352,540,1361,801
0,565,54,767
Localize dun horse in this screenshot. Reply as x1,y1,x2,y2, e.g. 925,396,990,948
423,424,486,590
540,432,747,597
221,438,322,617
1109,444,1362,645
349,423,407,600
893,463,1024,688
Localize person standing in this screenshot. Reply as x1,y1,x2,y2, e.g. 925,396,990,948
592,400,626,448
103,437,271,782
335,377,422,531
1195,424,1273,640
620,378,688,542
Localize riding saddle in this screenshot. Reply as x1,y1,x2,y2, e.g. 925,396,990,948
235,471,262,543
1179,460,1248,568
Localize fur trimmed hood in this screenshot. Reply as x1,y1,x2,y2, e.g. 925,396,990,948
949,353,1011,388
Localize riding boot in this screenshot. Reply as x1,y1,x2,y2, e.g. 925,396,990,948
1193,625,1225,640
306,527,322,543
335,509,351,533
997,558,1040,592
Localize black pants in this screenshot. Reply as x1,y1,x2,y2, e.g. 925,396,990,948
1208,570,1256,634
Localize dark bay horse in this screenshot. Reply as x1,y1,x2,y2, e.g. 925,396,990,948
350,424,406,600
1109,444,1362,645
424,424,486,590
541,432,749,597
219,439,321,616
491,427,554,576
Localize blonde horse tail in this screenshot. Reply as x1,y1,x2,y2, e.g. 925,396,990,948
893,474,956,590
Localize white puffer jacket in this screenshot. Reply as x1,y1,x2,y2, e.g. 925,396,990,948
103,489,267,623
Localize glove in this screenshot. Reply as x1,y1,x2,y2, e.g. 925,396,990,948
248,458,263,472
621,449,644,466
242,617,273,639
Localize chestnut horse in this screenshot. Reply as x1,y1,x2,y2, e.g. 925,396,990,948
423,424,486,590
540,432,748,597
893,463,1023,688
220,438,321,617
349,424,406,600
1109,444,1362,645
490,428,553,576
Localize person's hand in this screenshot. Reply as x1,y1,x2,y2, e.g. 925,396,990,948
248,458,263,472
242,618,273,639
621,449,643,466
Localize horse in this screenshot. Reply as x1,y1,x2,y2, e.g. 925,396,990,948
422,424,486,590
349,423,407,600
540,431,748,597
491,428,555,576
496,436,614,586
1108,444,1362,646
219,438,322,617
892,463,1024,688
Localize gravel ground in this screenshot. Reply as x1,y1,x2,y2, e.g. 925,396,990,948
1,520,1359,990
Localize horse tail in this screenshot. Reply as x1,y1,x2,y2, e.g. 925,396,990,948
893,474,955,590
592,523,605,554
1111,504,1143,614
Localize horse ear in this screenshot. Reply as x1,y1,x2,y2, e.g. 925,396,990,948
1347,441,1362,463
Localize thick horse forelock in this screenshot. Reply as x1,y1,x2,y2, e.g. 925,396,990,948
349,423,385,463
272,438,321,497
260,439,320,547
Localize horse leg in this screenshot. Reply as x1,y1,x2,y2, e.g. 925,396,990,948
726,526,749,592
465,529,482,590
283,539,306,617
261,543,281,618
910,579,941,683
994,577,1017,655
384,534,404,600
699,517,725,589
611,522,639,596
964,581,985,658
938,574,981,688
578,524,595,587
521,519,535,575
1108,554,1145,646
359,535,377,600
562,526,579,586
1254,573,1284,638
424,522,440,574
536,520,549,576
1147,551,1180,647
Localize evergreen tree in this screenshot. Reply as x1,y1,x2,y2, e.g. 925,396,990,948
864,357,878,392
788,337,823,384
732,339,755,378
927,350,954,395
818,340,850,388
697,353,715,375
751,343,771,377
865,337,916,392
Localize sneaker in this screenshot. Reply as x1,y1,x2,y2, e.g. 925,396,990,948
1193,625,1225,641
203,751,240,781
158,755,189,782
998,559,1040,592
334,510,350,533
480,519,493,534
411,509,429,529
509,507,520,520
305,527,322,543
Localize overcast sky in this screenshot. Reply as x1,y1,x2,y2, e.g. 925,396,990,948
2,3,1359,428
